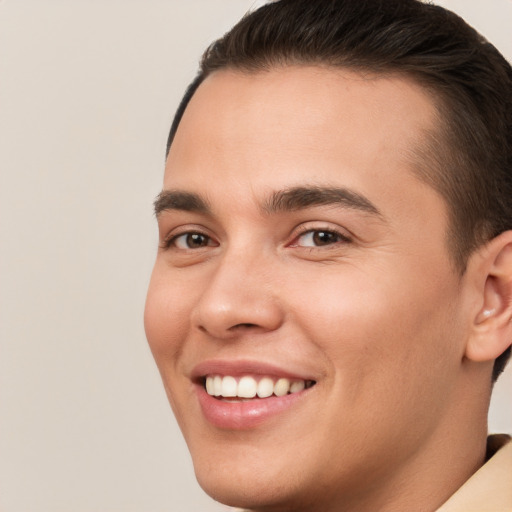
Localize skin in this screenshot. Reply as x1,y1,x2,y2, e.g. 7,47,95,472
144,67,499,511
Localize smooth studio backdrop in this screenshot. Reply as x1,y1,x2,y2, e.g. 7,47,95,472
1,1,511,511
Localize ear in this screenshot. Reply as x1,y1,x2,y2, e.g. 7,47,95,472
465,231,512,363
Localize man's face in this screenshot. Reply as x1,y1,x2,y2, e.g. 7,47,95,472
145,67,472,510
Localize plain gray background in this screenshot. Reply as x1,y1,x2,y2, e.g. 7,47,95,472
0,1,510,511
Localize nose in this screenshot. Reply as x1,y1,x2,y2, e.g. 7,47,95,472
191,250,284,339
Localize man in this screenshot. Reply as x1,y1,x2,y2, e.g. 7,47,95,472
144,1,512,510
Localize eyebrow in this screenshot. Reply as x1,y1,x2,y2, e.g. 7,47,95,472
264,186,381,216
153,185,381,218
154,190,211,217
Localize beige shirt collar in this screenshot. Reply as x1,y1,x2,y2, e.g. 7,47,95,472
436,435,512,512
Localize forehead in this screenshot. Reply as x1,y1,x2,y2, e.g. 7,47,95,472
165,66,441,220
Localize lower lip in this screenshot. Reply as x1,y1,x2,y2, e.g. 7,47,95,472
196,385,310,430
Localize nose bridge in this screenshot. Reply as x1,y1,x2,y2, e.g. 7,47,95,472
193,242,283,338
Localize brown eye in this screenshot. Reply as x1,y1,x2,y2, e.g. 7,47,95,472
296,229,349,247
173,232,213,249
312,231,340,246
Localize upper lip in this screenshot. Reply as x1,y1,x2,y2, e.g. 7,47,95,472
191,359,316,382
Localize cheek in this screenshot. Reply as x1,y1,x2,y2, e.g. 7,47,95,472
144,269,198,429
283,266,465,473
144,268,191,367
289,263,463,401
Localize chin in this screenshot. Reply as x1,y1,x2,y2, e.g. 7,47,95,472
195,469,301,512
189,441,314,511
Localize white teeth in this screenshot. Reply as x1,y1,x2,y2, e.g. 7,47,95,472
257,377,274,398
290,380,305,393
213,375,222,396
205,376,214,395
274,378,290,396
205,375,310,399
221,376,238,397
238,376,257,398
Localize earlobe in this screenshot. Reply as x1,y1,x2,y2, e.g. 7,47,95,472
465,231,512,363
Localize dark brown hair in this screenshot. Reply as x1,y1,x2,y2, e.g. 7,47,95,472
166,0,512,381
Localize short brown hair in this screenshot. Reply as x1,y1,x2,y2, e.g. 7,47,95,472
166,0,512,380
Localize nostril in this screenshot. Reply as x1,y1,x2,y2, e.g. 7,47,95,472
197,322,258,336
232,323,258,329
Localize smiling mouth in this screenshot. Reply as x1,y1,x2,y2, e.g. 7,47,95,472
203,375,316,400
